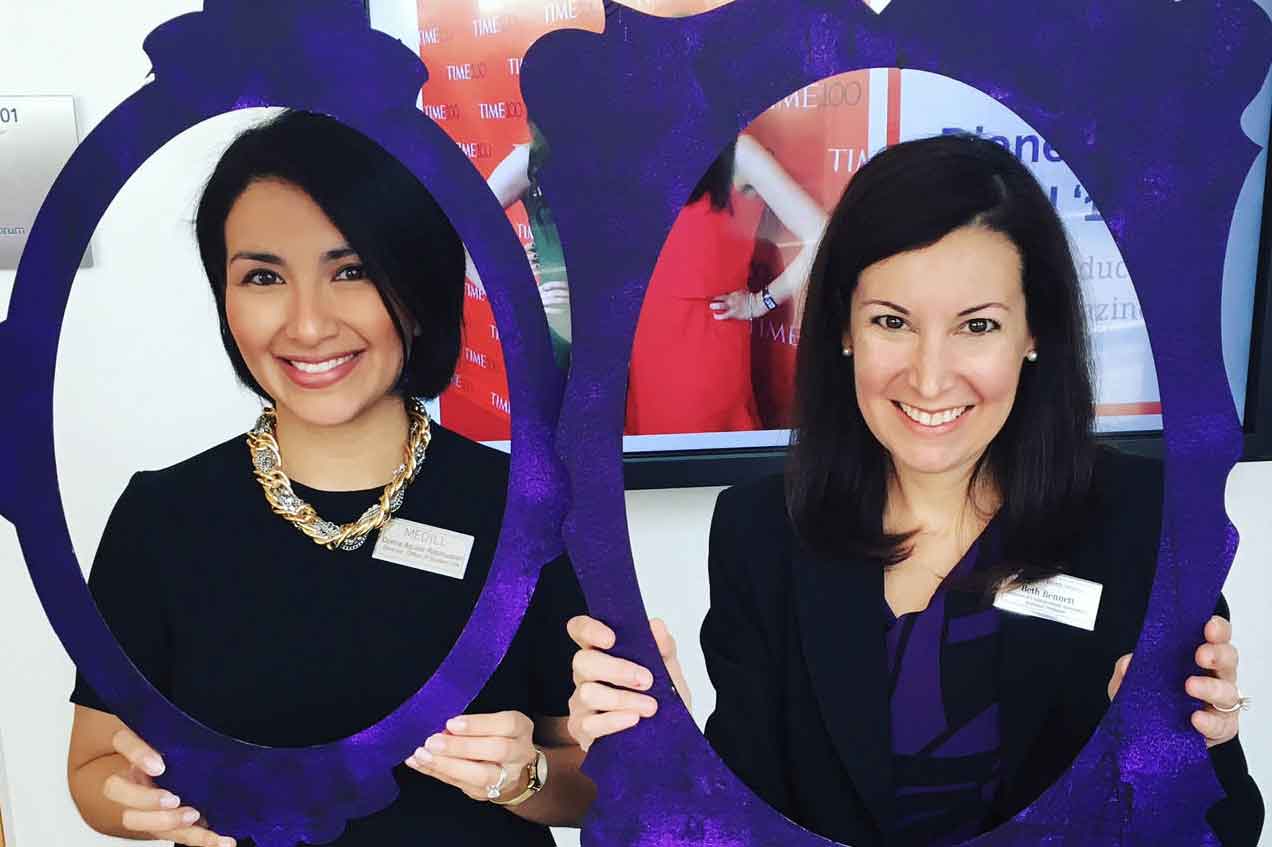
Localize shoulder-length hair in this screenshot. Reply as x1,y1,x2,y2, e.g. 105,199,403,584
787,133,1095,586
195,109,465,401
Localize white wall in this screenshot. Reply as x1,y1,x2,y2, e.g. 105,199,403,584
2,3,253,845
0,3,1268,847
1225,464,1272,819
0,714,11,846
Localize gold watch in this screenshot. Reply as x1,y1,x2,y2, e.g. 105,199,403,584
491,747,548,807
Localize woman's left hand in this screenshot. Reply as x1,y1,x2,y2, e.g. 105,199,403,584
1107,615,1242,748
405,711,536,802
710,289,762,321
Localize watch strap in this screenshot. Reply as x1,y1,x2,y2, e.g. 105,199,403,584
490,748,546,807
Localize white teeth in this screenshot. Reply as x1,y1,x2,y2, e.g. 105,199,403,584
289,353,355,374
898,402,968,427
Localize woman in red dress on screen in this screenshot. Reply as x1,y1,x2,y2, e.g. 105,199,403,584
625,134,827,436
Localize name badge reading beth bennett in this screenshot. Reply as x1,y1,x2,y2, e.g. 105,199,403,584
993,573,1103,631
372,518,475,580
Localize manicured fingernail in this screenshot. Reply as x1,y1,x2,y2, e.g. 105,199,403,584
635,671,653,689
447,717,467,732
425,736,445,753
416,748,434,764
182,809,200,824
144,755,164,776
219,838,235,847
159,793,180,809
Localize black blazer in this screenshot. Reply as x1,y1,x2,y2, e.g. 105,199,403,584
701,448,1263,846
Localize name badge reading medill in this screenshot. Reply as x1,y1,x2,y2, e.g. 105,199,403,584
372,518,475,580
993,573,1103,631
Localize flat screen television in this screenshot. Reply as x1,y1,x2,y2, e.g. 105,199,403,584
367,2,1272,488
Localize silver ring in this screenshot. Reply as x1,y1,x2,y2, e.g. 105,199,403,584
1212,690,1252,714
485,765,510,800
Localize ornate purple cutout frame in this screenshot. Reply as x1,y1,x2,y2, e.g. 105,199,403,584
1,2,568,845
1,0,1268,845
525,2,1270,846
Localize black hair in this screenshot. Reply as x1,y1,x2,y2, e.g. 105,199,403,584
787,133,1095,587
195,109,465,401
688,139,737,211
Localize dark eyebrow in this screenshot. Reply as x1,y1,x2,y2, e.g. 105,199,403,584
229,251,284,265
862,299,910,315
228,247,358,265
322,247,358,262
958,302,1008,316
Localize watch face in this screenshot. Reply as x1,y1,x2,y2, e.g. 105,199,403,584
534,748,549,786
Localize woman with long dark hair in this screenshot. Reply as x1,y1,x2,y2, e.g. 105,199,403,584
65,110,593,846
565,134,1262,845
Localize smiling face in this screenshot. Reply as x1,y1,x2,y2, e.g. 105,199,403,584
845,225,1036,482
223,178,406,428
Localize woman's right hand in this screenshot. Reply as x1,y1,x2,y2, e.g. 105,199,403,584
565,616,692,752
102,728,236,847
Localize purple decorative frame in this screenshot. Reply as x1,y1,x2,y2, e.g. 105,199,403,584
524,1,1271,845
3,0,1270,844
0,2,568,846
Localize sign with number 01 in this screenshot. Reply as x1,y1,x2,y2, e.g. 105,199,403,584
0,95,93,270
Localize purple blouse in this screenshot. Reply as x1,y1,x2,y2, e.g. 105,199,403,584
884,526,1003,846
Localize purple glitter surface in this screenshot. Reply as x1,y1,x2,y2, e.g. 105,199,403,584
0,2,566,845
4,1,1269,844
522,1,1270,845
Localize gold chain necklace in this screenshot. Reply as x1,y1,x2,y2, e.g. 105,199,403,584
246,397,432,551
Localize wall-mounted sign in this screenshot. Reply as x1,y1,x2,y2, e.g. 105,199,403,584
0,95,92,270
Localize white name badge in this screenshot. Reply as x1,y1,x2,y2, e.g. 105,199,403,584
372,518,475,580
993,573,1103,631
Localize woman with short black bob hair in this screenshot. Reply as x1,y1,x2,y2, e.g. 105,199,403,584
567,134,1262,846
66,110,592,847
195,109,466,403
